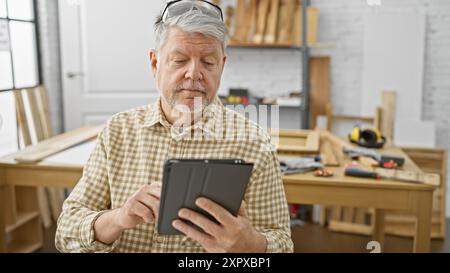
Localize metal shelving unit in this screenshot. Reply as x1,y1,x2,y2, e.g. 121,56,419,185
300,0,310,129
227,0,331,129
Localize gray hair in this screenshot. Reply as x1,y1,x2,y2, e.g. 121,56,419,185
154,10,228,52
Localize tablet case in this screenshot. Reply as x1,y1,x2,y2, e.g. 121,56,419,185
157,159,254,235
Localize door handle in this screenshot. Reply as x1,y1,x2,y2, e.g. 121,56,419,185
66,72,85,78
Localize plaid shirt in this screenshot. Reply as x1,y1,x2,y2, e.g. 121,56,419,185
55,96,293,253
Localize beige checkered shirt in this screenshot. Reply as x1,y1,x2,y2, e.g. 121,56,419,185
55,96,293,253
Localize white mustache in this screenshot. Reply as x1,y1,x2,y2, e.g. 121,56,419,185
175,81,206,93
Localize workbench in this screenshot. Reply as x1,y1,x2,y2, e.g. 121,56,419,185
0,127,436,252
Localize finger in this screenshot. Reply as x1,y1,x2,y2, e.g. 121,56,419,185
172,219,214,248
143,184,162,199
136,193,160,220
131,200,154,223
178,208,222,237
147,186,162,199
238,201,248,218
195,197,234,225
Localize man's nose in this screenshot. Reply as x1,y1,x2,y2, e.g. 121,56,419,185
185,61,203,81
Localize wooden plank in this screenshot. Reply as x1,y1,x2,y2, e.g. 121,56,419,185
34,86,65,222
6,216,43,253
372,209,386,251
331,207,341,222
35,86,53,139
292,1,301,46
14,90,31,146
375,168,440,187
309,57,331,129
224,6,234,33
231,0,247,42
325,103,333,131
252,0,270,44
320,139,339,166
328,220,373,235
277,0,295,44
14,89,53,229
4,186,17,226
374,106,382,133
342,207,354,223
5,211,40,233
247,0,259,42
354,208,366,224
14,125,103,163
317,129,352,151
293,6,319,46
332,115,374,123
381,91,396,142
24,88,45,142
270,130,319,153
264,0,279,43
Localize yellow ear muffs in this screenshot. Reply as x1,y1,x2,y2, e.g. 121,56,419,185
348,127,386,149
349,127,361,143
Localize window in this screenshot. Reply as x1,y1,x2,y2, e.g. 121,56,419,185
0,0,40,92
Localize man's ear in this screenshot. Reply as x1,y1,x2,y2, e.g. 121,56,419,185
221,54,227,71
149,49,158,76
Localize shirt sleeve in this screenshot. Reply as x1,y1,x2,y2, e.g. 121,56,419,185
55,127,120,253
245,145,294,253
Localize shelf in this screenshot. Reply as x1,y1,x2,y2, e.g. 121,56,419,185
5,215,43,253
5,211,40,233
228,41,300,49
228,41,335,49
6,242,43,253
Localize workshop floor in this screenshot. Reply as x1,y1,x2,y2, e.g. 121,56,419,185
37,219,450,253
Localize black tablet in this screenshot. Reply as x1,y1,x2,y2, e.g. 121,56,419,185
157,159,254,235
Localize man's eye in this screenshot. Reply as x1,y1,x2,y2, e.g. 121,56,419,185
174,60,186,64
203,61,215,66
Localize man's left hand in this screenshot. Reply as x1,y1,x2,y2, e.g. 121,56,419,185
172,198,267,253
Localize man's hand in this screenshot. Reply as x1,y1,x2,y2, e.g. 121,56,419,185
172,198,267,253
94,182,161,245
115,183,162,229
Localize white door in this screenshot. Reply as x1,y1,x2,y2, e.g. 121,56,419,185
59,0,166,130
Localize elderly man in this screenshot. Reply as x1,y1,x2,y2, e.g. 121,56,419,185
56,0,293,253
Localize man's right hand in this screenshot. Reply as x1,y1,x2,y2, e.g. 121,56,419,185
115,182,162,229
94,182,162,245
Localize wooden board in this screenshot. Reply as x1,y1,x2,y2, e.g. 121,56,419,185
381,91,396,142
247,0,259,42
320,138,340,166
14,90,32,147
293,6,319,46
264,0,280,43
14,125,103,163
231,0,247,42
309,57,330,129
14,88,53,229
252,0,270,44
270,129,319,154
277,0,296,44
375,168,440,187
